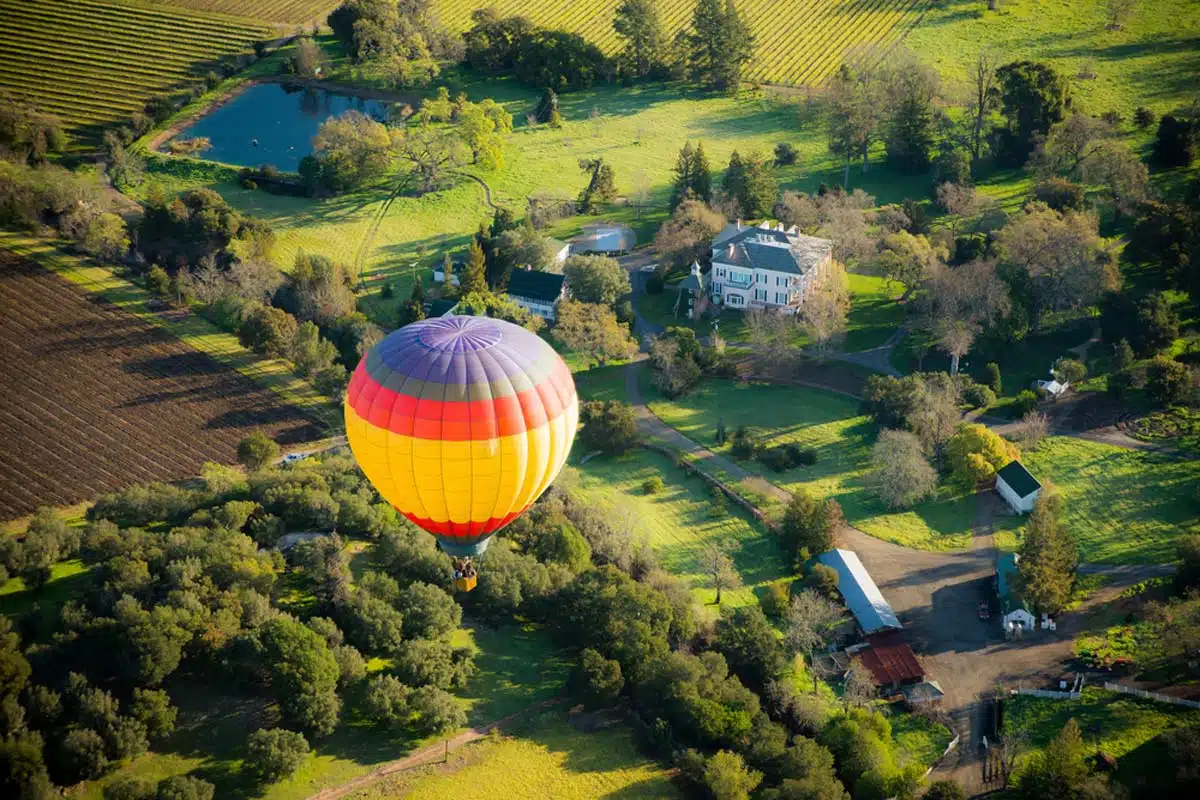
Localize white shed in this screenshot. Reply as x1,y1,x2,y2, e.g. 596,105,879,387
995,460,1041,514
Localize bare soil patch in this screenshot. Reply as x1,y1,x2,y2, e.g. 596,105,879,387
0,251,320,519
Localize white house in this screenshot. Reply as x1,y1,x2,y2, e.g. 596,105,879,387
996,552,1036,633
1034,378,1069,398
710,221,833,312
548,238,571,267
995,460,1042,514
505,268,567,321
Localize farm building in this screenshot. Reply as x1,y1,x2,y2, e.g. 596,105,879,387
675,261,711,320
709,220,833,312
857,630,924,689
505,268,567,321
995,460,1042,514
902,680,945,706
996,552,1036,633
816,549,903,635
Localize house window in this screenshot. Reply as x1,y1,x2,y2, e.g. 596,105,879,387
727,293,744,307
776,292,785,304
717,268,726,277
755,289,766,301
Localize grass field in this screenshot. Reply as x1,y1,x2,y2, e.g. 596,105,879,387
0,0,267,137
149,0,337,25
1019,437,1200,564
646,379,980,550
905,0,1200,117
342,711,681,800
1006,686,1200,790
573,447,795,606
436,0,929,88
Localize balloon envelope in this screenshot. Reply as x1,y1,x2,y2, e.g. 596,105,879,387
344,315,578,557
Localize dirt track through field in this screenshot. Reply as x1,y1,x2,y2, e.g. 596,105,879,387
0,251,320,519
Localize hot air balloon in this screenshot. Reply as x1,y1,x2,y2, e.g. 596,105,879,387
344,315,578,591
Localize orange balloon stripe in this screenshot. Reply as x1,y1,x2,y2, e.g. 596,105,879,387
346,358,574,441
400,506,527,539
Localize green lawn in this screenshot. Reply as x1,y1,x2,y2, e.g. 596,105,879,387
1020,437,1200,564
0,559,93,639
1006,686,1200,791
905,0,1200,119
343,711,681,800
572,363,630,404
892,711,955,771
646,379,979,551
79,622,568,800
573,448,796,607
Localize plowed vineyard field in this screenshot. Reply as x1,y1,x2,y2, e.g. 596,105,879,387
0,251,320,520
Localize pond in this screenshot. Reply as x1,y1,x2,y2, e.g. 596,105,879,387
168,82,392,172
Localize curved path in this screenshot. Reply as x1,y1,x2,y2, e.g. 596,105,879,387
306,697,565,800
458,171,500,211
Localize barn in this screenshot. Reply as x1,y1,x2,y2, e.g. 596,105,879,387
995,460,1042,514
816,549,902,635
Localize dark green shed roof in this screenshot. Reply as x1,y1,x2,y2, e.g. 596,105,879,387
507,269,566,303
996,460,1041,499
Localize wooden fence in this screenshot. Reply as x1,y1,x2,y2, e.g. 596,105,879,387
1103,682,1200,709
1014,688,1081,701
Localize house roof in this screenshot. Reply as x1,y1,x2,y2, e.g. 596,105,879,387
713,225,832,276
996,461,1041,499
427,299,458,318
996,552,1025,613
859,631,924,686
902,680,945,704
816,549,903,634
506,269,566,303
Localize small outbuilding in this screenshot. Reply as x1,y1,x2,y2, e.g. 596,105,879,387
505,268,567,321
995,460,1042,514
902,680,945,706
996,552,1036,633
858,630,924,689
426,298,459,318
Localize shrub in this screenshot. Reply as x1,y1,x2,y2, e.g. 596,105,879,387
1153,114,1196,167
1146,356,1193,405
237,432,280,471
1053,358,1087,385
962,383,996,409
571,648,624,709
642,476,664,494
758,447,792,473
1106,369,1135,400
774,142,797,166
1133,107,1157,129
156,775,214,800
983,362,1002,393
579,400,641,455
730,426,760,460
761,582,790,618
1013,390,1039,416
1034,177,1086,211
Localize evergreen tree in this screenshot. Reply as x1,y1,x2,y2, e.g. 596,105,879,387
736,152,777,218
670,142,696,209
724,150,746,212
692,142,713,202
613,0,664,79
994,61,1072,167
885,60,939,174
1016,491,1077,617
461,240,488,296
534,88,559,125
398,281,426,327
688,0,754,91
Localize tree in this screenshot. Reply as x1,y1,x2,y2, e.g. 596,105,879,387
613,0,664,78
247,728,309,782
1013,411,1049,450
688,0,755,91
572,648,624,708
457,98,511,169
1146,356,1193,405
398,281,426,327
1015,718,1110,800
59,728,108,782
238,304,299,358
533,520,592,573
562,255,630,305
875,232,944,301
781,490,842,566
0,95,67,164
579,400,641,455
799,259,850,355
969,51,1000,167
775,738,850,799
392,111,466,194
884,52,940,173
786,590,843,693
577,158,616,213
827,63,888,185
724,150,777,218
924,781,968,800
996,204,1115,329
1105,0,1139,30
868,429,937,509
670,142,714,207
1101,290,1181,358
362,674,411,727
553,300,638,366
654,198,725,270
257,617,341,737
310,111,396,192
1153,114,1197,168
715,605,786,689
842,664,876,708
409,685,466,735
1175,535,1200,593
80,212,130,261
704,750,762,800
291,322,338,378
460,240,488,296
945,423,1019,487
237,432,280,471
1017,491,1077,617
700,541,742,604
993,61,1071,166
921,259,1010,374
155,775,215,800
